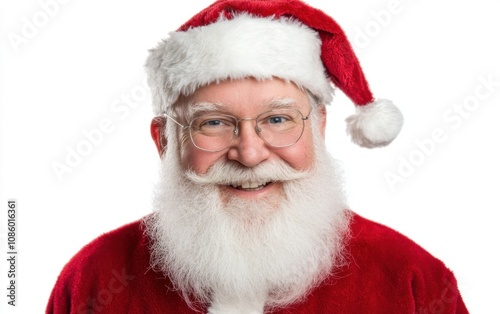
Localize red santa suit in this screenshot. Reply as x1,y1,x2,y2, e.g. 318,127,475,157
46,213,468,313
46,2,468,312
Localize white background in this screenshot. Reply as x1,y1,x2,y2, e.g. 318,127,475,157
1,0,499,313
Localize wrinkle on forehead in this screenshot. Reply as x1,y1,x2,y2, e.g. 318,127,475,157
186,97,302,118
170,78,316,122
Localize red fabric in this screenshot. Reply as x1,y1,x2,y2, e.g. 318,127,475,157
47,213,468,313
177,0,374,106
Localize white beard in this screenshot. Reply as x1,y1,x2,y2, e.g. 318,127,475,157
143,125,351,313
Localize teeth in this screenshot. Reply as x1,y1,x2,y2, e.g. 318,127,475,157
242,182,257,189
230,182,267,189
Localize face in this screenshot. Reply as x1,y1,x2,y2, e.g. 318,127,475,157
177,78,325,201
147,78,349,311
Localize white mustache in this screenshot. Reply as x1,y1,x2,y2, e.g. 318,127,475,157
185,160,310,186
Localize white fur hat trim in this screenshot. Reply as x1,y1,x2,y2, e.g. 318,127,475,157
145,14,333,115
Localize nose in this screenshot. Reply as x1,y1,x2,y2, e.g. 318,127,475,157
226,119,271,167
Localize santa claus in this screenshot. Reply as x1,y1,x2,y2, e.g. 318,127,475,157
47,0,468,313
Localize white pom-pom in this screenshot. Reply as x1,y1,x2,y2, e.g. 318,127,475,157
345,99,404,148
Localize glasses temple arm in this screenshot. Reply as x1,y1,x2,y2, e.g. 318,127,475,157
163,113,189,129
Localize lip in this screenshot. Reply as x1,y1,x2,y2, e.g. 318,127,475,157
230,181,270,190
219,181,282,199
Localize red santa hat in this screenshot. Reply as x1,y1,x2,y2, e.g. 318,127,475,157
145,0,404,148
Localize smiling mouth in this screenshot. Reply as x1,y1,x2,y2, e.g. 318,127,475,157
228,181,272,191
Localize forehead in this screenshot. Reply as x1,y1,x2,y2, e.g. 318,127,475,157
184,78,310,114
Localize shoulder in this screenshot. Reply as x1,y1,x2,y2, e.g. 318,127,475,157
287,213,468,313
348,212,444,267
342,213,467,312
67,219,147,269
46,218,151,313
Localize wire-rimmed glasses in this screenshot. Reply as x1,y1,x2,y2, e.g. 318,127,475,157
164,108,310,152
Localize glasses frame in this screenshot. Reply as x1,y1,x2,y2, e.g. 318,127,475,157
163,107,311,152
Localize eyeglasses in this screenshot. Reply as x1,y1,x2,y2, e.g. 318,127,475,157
164,108,310,152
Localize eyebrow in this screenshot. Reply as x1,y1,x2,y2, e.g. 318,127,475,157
188,98,299,116
265,98,298,109
187,102,225,118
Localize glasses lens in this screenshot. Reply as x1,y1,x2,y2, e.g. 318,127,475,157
187,109,306,151
257,109,305,147
189,114,237,151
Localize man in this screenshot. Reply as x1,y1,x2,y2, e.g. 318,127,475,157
47,0,468,313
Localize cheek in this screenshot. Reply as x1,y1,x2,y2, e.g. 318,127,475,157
277,131,316,171
181,145,223,174
180,127,317,173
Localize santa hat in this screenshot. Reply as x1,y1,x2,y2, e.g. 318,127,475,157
145,0,403,148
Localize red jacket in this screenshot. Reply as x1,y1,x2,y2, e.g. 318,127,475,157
47,213,468,313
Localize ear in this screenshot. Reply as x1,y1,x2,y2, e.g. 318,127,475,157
317,104,327,139
150,117,167,157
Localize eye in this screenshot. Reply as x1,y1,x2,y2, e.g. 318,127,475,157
193,115,235,132
261,114,293,125
202,119,224,127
